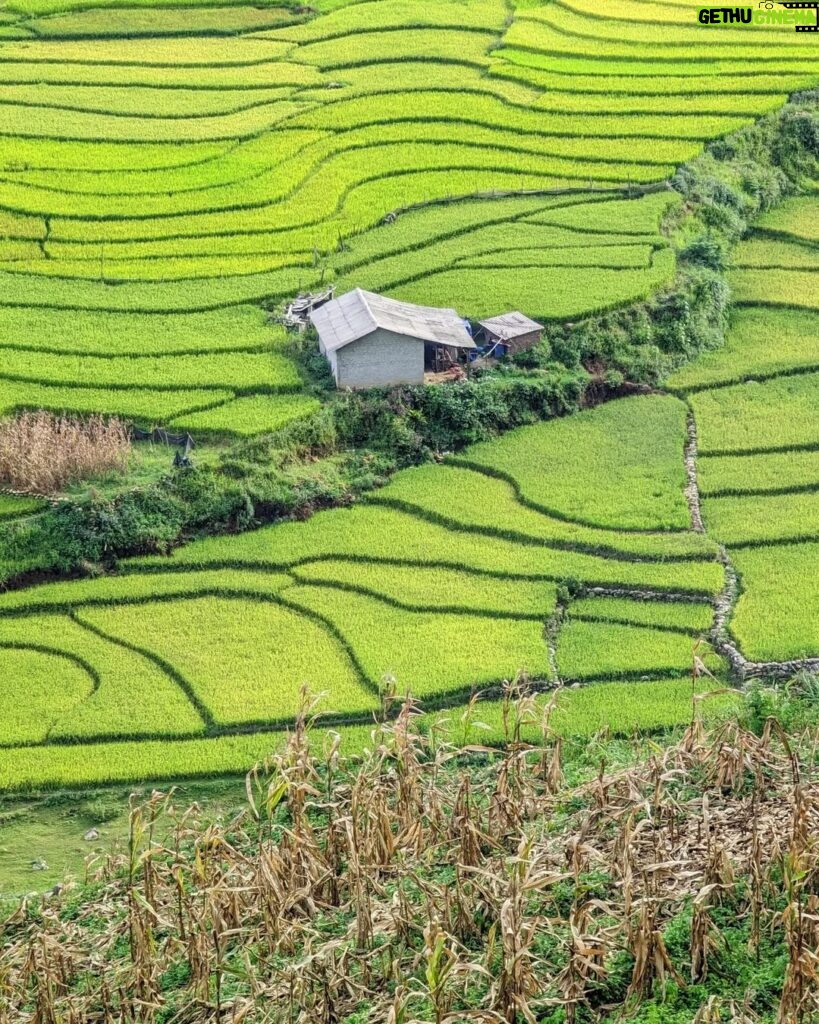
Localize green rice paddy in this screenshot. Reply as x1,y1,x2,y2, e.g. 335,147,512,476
0,394,730,790
0,0,814,433
0,0,816,792
668,192,819,668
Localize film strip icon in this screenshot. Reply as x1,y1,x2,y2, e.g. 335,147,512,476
777,1,819,31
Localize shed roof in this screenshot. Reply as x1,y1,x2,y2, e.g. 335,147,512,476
479,311,544,340
310,288,475,352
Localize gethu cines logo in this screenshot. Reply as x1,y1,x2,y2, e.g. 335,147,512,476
697,4,819,30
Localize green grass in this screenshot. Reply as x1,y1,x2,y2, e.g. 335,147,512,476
0,613,206,740
557,619,716,682
699,449,819,496
0,493,45,519
667,307,819,392
568,596,714,633
80,595,377,725
0,647,94,745
704,492,819,546
454,394,692,531
730,543,819,662
690,373,819,455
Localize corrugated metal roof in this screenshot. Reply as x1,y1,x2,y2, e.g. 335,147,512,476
479,311,544,340
310,288,475,352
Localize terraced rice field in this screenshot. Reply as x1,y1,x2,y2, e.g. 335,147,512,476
0,0,816,431
0,394,734,790
668,192,819,666
1,0,817,790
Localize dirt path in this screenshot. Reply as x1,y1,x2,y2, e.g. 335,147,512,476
683,409,705,534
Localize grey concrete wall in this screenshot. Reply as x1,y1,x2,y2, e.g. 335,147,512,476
335,329,425,388
326,347,338,381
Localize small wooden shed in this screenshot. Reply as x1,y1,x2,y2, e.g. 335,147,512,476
310,288,475,389
479,312,544,356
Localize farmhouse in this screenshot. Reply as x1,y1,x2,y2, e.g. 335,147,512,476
479,312,544,356
310,288,475,389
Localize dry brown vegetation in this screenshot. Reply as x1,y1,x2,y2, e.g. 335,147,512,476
0,412,131,495
1,687,819,1023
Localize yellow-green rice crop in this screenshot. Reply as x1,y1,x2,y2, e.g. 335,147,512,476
0,305,283,355
691,374,819,455
731,269,819,311
369,463,716,560
168,393,320,436
0,349,302,392
0,378,234,424
28,5,297,38
0,647,94,745
430,681,739,747
80,595,378,725
557,619,718,682
290,560,559,619
699,450,819,497
704,492,819,546
392,252,676,322
568,596,714,634
0,0,812,791
754,194,819,242
667,308,819,393
0,613,205,740
286,584,554,696
454,395,692,531
730,544,819,662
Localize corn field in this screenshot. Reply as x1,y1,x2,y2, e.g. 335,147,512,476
1,685,818,1023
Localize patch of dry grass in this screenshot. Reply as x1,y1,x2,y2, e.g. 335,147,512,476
0,411,130,494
